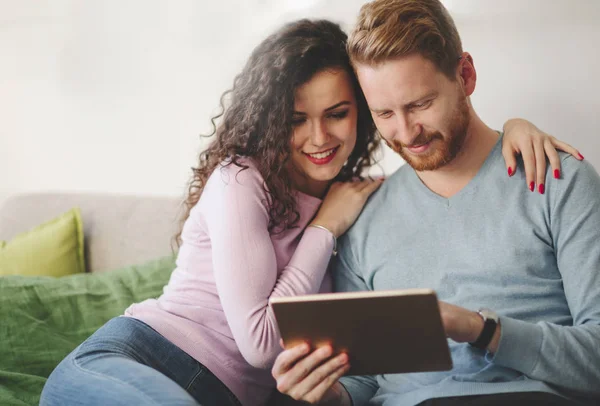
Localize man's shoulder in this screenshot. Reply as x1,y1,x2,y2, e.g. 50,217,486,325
490,145,598,186
345,165,414,234
559,153,597,175
388,163,415,181
375,163,415,197
553,154,600,195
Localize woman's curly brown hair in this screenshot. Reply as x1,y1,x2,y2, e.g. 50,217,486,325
176,19,379,244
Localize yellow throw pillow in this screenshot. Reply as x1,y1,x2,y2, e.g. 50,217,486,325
0,208,85,277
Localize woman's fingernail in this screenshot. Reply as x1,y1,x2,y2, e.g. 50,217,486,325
554,169,560,179
578,153,585,160
529,182,535,192
538,184,545,194
319,346,332,357
507,167,513,177
338,353,349,364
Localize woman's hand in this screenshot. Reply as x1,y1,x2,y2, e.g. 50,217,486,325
311,178,383,238
272,342,352,405
502,118,583,194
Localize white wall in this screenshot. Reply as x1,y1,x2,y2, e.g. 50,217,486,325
1,0,599,206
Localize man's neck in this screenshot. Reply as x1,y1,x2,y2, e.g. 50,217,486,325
415,113,499,199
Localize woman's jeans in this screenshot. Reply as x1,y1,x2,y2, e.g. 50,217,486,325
40,317,241,406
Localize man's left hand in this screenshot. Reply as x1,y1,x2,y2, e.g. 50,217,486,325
438,301,501,353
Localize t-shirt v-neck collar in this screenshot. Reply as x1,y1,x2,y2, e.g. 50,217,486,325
408,133,503,208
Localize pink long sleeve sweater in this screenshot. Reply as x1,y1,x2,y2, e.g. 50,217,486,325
125,159,334,406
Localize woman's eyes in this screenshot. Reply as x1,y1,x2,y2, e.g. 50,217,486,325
291,110,349,126
327,110,349,120
291,117,306,126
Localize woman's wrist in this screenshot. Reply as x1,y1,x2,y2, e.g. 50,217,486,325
308,220,340,238
307,223,338,256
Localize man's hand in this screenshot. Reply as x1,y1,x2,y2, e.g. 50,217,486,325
438,301,501,353
271,342,352,405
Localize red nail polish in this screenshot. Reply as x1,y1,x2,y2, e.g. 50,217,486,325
529,182,534,192
578,153,585,160
507,167,513,176
539,184,545,194
554,169,560,179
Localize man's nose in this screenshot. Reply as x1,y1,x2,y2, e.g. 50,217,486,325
394,114,422,146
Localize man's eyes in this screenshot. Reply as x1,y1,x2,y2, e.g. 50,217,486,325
411,100,433,110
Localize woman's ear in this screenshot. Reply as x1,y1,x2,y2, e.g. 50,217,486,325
457,52,476,97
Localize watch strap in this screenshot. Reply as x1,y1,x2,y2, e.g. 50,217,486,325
469,311,497,350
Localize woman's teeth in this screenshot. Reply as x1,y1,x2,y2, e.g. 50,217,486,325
307,148,335,159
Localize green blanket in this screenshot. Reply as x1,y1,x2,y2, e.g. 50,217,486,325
0,256,175,406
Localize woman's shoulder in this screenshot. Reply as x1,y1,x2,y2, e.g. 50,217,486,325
206,156,266,195
190,157,270,221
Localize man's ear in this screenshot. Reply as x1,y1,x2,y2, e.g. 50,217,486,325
457,52,476,96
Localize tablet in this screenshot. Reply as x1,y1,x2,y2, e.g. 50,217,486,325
270,288,452,376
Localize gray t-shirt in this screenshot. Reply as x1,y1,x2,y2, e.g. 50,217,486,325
335,135,600,405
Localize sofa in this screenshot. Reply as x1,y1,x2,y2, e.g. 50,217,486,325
0,192,182,273
0,192,184,405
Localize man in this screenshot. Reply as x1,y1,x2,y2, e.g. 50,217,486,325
271,0,600,405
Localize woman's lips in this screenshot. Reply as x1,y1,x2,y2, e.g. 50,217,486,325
304,146,339,165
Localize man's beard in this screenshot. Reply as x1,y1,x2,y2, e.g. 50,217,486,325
388,96,471,171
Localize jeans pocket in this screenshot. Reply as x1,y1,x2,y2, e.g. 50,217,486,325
186,363,241,406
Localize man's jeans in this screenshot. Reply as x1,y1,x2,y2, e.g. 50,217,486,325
40,317,241,406
417,391,581,406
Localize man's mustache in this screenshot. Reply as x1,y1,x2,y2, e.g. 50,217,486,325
390,132,442,150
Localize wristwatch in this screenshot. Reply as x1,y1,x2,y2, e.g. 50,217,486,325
469,308,498,350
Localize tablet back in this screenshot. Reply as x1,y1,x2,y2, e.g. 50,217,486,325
271,289,452,376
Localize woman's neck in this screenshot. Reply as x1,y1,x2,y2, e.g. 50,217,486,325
288,167,330,199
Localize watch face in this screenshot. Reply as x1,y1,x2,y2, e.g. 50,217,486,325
479,308,499,322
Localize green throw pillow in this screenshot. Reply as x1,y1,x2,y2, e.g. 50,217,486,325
0,208,85,277
0,255,175,406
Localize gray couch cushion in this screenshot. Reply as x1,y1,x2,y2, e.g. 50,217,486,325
0,193,182,273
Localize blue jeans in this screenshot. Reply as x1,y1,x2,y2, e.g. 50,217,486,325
40,317,241,406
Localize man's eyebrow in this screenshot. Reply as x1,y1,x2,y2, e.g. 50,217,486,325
370,107,388,114
294,101,351,115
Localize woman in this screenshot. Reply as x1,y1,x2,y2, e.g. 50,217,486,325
40,19,581,406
